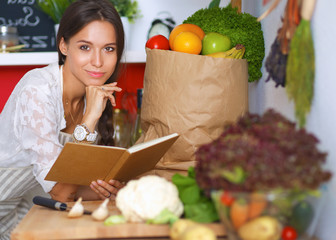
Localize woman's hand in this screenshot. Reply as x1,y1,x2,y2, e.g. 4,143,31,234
90,179,125,200
82,82,122,131
50,182,79,202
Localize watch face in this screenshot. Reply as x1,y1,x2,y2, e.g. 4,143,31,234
148,23,170,39
74,126,87,141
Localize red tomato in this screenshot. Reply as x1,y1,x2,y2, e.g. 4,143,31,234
145,35,170,50
282,226,298,240
220,191,235,206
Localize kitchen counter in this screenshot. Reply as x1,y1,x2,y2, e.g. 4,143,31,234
11,200,227,240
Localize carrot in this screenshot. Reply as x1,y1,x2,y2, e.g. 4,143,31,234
292,0,301,25
230,198,249,230
257,0,281,22
248,192,268,219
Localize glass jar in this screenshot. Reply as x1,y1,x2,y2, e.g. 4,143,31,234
0,26,19,52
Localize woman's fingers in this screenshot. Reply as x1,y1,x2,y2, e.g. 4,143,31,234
89,183,106,200
86,83,121,107
83,83,122,128
90,180,111,199
101,82,122,93
100,84,122,107
108,179,125,189
90,179,122,200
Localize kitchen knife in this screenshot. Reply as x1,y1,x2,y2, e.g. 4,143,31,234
32,196,92,214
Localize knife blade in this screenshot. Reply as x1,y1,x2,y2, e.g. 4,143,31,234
32,196,92,215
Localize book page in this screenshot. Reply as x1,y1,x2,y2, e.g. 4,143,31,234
128,133,179,153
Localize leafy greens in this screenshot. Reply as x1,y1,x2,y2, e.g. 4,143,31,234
195,109,332,193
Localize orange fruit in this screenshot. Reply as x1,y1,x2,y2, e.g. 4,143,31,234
173,31,202,55
169,23,205,50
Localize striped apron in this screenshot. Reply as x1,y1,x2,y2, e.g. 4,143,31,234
0,166,39,240
0,132,73,240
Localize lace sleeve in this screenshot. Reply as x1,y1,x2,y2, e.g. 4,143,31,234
15,86,63,192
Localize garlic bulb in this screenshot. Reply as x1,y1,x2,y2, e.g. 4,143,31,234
92,198,110,221
68,197,84,218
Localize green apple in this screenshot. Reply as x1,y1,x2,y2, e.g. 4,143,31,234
201,32,231,55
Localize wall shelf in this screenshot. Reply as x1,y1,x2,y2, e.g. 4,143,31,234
0,50,146,66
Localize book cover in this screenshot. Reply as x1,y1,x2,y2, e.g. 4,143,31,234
45,133,179,185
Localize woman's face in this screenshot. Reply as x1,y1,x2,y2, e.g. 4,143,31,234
60,20,118,87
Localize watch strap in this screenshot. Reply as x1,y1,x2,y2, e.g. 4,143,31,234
81,124,98,142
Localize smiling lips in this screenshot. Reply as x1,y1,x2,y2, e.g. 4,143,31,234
87,70,104,78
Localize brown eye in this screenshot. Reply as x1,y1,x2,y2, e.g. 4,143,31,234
105,46,115,52
80,45,90,50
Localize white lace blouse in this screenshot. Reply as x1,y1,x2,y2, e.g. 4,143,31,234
0,63,67,193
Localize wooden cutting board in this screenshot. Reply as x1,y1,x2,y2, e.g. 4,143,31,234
11,200,227,240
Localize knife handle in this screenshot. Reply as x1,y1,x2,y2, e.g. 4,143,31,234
33,196,68,211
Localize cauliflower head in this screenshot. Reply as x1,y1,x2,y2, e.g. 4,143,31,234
116,175,184,222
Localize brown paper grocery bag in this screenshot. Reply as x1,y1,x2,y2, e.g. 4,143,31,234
140,48,248,179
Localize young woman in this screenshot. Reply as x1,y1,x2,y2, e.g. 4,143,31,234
0,0,125,237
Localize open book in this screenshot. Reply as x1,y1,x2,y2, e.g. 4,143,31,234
45,133,179,185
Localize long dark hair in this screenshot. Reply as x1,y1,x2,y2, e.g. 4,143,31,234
57,0,125,146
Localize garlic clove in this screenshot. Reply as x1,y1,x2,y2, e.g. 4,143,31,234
68,197,84,218
92,198,110,221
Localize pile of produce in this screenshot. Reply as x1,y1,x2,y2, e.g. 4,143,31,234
145,22,245,61
145,3,265,82
184,4,265,82
195,109,332,193
146,4,265,82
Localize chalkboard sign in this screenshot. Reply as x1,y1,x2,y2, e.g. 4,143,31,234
0,0,57,52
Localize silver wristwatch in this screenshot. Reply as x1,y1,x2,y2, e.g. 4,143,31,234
73,124,98,143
